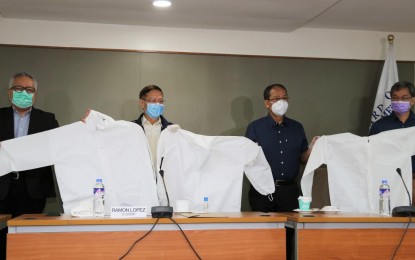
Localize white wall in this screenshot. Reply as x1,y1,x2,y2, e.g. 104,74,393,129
1,18,415,61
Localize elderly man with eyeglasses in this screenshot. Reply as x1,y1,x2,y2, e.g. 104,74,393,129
132,85,179,168
0,72,59,258
0,71,59,215
245,83,319,260
245,83,318,213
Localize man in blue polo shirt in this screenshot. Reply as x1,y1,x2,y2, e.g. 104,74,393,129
245,83,318,212
369,81,415,177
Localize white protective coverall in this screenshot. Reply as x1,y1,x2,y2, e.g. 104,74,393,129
156,129,275,212
0,111,158,215
301,127,414,213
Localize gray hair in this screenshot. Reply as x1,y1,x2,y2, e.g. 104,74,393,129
8,72,38,90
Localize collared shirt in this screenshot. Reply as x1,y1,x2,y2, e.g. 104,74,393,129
13,108,31,138
369,111,415,173
245,114,308,181
142,116,162,167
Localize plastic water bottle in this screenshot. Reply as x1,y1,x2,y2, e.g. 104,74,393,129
203,197,209,213
379,179,390,216
93,178,105,217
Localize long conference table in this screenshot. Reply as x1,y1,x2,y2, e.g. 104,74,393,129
6,212,286,259
6,212,415,259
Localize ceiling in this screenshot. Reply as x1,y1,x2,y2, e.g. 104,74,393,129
0,0,414,33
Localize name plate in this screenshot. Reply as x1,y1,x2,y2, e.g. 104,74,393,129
110,206,147,218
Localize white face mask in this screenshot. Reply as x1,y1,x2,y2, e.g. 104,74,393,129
271,100,288,116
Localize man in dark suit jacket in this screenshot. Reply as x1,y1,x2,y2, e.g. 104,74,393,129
0,72,59,218
0,72,59,259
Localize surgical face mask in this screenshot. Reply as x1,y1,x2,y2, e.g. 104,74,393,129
146,103,165,119
391,101,411,115
12,90,34,109
271,100,288,116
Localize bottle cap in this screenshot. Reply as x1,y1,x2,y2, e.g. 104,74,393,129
96,178,103,183
382,179,387,184
203,197,208,202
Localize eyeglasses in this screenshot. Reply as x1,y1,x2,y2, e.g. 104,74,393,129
142,98,165,104
268,97,289,103
11,86,36,94
391,96,412,102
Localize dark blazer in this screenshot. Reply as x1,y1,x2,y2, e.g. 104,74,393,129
132,113,172,131
0,106,59,200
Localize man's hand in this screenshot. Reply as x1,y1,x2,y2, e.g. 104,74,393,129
308,136,320,150
80,108,91,123
167,124,180,133
301,136,320,163
308,136,320,149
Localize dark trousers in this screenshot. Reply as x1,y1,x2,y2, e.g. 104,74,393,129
0,174,46,260
0,175,46,217
0,229,5,260
249,183,300,260
249,183,300,213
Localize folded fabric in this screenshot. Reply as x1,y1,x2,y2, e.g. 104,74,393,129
71,198,93,217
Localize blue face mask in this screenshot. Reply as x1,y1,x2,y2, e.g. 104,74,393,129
12,90,34,109
146,103,165,119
